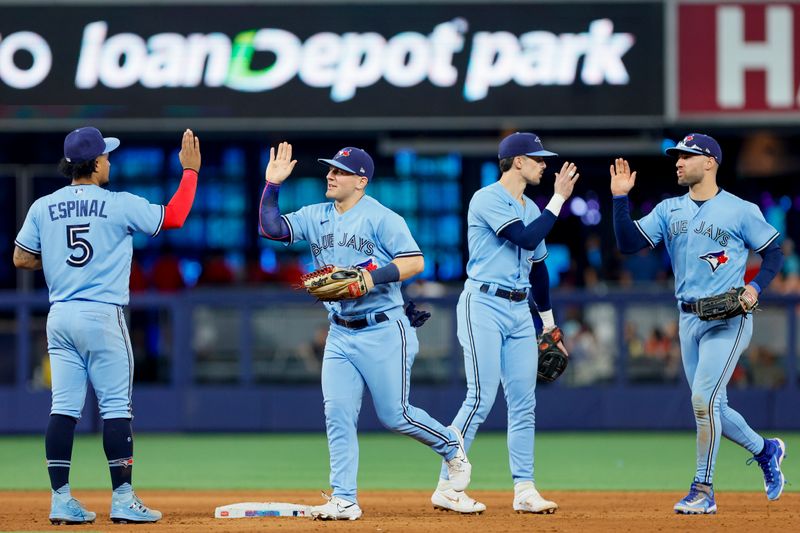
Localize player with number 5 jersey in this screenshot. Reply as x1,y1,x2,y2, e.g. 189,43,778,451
14,127,201,525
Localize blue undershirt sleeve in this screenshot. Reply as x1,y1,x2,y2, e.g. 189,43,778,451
613,196,650,254
529,259,552,312
498,211,558,251
751,242,783,293
258,183,290,242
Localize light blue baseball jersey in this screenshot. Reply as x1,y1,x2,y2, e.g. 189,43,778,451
465,181,548,289
15,184,164,305
283,195,420,316
635,190,778,302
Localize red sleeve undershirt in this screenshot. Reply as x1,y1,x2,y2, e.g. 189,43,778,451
162,169,198,230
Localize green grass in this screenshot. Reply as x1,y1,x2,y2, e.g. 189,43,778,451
1,432,797,492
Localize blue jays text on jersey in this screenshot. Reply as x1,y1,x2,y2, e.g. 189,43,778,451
635,190,778,302
310,232,375,257
283,195,419,316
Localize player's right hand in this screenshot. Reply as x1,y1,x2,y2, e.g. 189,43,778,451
265,141,298,185
610,158,637,196
179,129,201,172
553,161,579,199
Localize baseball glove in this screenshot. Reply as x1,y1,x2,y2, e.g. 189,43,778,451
537,326,569,383
300,265,370,301
404,301,431,328
694,287,757,321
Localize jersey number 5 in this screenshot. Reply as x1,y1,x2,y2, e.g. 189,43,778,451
66,223,94,267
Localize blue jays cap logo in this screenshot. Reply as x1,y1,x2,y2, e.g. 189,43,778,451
317,146,374,180
665,133,722,164
699,250,729,272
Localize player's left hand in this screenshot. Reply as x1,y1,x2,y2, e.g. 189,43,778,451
179,129,201,172
610,158,637,196
553,161,580,199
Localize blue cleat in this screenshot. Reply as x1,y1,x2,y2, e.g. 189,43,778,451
110,487,162,523
49,490,96,525
674,481,717,514
748,438,787,501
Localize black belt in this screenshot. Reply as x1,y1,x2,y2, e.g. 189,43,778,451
681,302,698,314
480,284,528,302
332,312,389,330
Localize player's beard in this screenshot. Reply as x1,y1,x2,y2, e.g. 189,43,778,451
677,172,702,187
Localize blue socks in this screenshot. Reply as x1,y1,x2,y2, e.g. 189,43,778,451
45,414,77,491
103,418,134,490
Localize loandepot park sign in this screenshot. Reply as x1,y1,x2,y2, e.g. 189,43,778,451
0,2,664,123
1,19,633,102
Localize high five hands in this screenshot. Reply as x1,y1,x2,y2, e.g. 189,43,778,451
610,158,637,196
265,141,298,185
554,161,580,199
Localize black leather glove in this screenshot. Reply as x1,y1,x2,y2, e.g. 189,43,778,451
404,301,431,328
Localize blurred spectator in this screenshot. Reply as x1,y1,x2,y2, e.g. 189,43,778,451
150,245,185,292
731,345,786,389
620,248,667,286
129,258,148,292
245,249,274,285
777,238,800,294
624,322,644,359
406,278,447,298
294,325,328,375
197,249,235,286
744,251,761,285
736,131,791,178
746,345,786,389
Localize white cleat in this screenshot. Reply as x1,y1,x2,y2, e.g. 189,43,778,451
445,426,472,491
310,492,362,521
513,481,558,514
431,479,486,514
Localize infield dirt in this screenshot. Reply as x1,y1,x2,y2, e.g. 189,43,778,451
2,489,797,532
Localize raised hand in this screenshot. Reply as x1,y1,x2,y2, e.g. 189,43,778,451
610,157,637,196
265,141,298,185
179,129,201,172
553,161,580,199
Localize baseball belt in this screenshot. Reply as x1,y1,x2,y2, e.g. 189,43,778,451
480,284,528,302
332,312,389,330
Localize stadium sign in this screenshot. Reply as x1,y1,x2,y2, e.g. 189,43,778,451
676,1,800,118
0,2,663,128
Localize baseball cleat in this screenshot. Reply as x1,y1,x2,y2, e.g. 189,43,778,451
110,486,162,523
431,479,486,514
513,481,558,514
748,437,787,501
310,491,362,521
674,481,717,514
445,426,472,492
49,490,96,525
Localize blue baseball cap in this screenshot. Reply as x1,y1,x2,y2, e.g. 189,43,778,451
64,126,120,163
665,133,722,164
318,147,374,180
498,132,558,159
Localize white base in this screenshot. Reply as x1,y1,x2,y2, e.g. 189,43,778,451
214,502,312,518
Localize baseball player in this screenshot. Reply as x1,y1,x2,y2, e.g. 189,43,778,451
14,127,201,524
431,132,579,514
258,142,471,521
610,133,787,514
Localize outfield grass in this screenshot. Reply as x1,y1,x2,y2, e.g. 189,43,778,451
1,432,797,492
